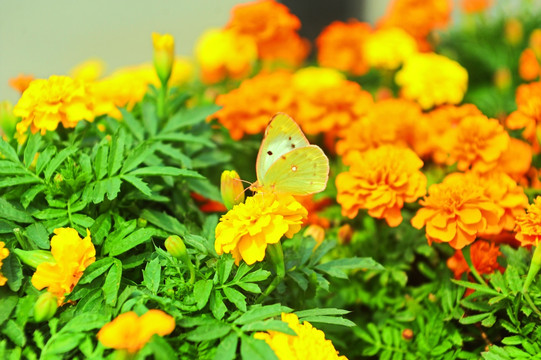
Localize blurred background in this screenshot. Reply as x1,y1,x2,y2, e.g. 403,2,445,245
0,0,392,103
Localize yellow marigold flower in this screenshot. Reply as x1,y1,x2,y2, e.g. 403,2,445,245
13,75,94,135
519,48,540,82
316,20,373,76
396,53,468,110
170,57,195,86
445,171,528,234
445,115,510,173
213,70,296,140
195,28,257,84
31,228,96,305
97,310,175,354
336,146,427,227
70,59,105,82
254,313,347,360
0,241,9,286
363,27,418,70
152,32,175,85
335,98,422,161
411,175,502,249
215,193,307,265
293,67,373,135
515,196,541,247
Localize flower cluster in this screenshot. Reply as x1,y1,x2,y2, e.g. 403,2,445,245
215,193,307,265
254,313,348,360
514,196,541,247
31,228,96,305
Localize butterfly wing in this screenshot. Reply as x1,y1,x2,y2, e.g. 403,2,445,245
260,145,329,195
256,113,310,183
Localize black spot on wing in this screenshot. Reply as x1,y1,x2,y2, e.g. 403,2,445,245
267,151,273,155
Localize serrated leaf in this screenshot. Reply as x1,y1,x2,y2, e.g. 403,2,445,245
36,145,55,176
3,254,23,292
241,270,271,283
240,335,278,360
102,258,122,306
156,143,192,168
452,279,500,295
214,332,238,360
120,108,144,141
1,319,26,347
142,101,158,136
234,304,292,325
128,166,203,178
210,291,228,320
23,133,42,168
194,279,213,310
106,227,157,256
140,209,187,235
223,286,247,312
316,257,384,279
299,315,356,327
21,184,46,209
186,323,231,342
0,198,33,223
0,160,28,175
121,174,152,196
42,332,85,356
295,308,350,318
89,213,111,246
94,143,109,180
459,312,491,325
78,257,114,284
121,143,156,174
108,127,126,176
219,257,235,284
162,104,220,133
25,222,50,249
143,257,161,294
0,176,41,188
0,288,18,326
240,320,296,335
153,133,215,147
44,145,77,181
71,214,95,228
236,283,261,293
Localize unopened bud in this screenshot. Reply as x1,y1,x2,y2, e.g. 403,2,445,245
303,225,325,249
402,328,414,341
494,67,512,90
504,18,523,46
165,235,188,260
220,170,245,210
34,292,58,322
137,218,148,228
152,32,175,86
337,224,353,245
54,173,63,184
13,249,54,269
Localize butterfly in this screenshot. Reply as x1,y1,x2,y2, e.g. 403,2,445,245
251,113,330,195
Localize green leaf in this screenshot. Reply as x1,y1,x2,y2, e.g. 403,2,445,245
102,220,137,255
140,209,186,235
128,166,203,178
316,257,384,279
120,108,144,141
0,176,41,189
25,223,50,249
214,332,239,360
148,335,177,360
142,101,158,136
108,127,126,176
0,138,19,162
240,270,271,283
44,145,77,181
451,280,500,296
78,257,115,284
210,291,228,320
102,258,122,306
143,257,161,294
21,184,46,209
121,175,152,196
36,145,55,176
234,304,292,325
3,254,23,292
61,312,109,333
1,320,26,347
223,286,247,312
0,198,33,223
156,143,192,168
23,133,42,168
94,143,109,180
298,316,356,327
240,335,278,360
0,288,18,326
185,322,231,342
459,312,491,325
89,213,111,246
106,227,157,256
219,257,235,284
194,279,213,310
294,308,350,318
0,161,28,175
153,133,215,147
71,214,95,228
162,104,221,133
236,283,261,294
240,320,296,335
121,143,156,174
42,332,85,356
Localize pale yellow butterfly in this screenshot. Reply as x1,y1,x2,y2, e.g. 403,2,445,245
252,113,330,195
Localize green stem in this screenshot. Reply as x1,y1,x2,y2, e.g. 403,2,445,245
523,245,541,293
156,85,167,120
256,242,286,303
462,245,487,286
13,228,32,250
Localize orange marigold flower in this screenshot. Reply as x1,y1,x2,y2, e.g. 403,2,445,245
31,228,96,305
446,240,503,279
191,192,228,213
13,75,94,135
316,20,372,76
0,241,9,286
195,28,257,84
445,115,510,173
496,137,532,181
445,171,528,234
396,53,468,110
504,18,523,46
460,0,492,14
505,82,541,146
97,310,175,354
411,176,502,249
215,193,307,265
363,27,418,70
213,70,296,140
336,146,427,227
335,98,422,161
9,74,35,93
530,29,541,59
293,67,373,135
379,0,452,48
519,48,540,81
227,0,309,66
254,313,348,360
515,196,541,247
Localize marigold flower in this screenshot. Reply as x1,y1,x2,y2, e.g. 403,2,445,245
293,67,373,135
337,146,427,227
215,193,307,265
363,27,418,70
515,196,541,247
254,313,347,360
316,20,372,76
213,70,296,140
0,241,9,286
504,18,523,46
97,310,175,354
227,0,309,65
335,98,422,161
446,240,503,279
396,53,468,110
298,195,332,229
31,228,96,305
9,74,35,93
496,138,532,181
505,82,541,149
530,29,541,59
460,0,492,14
445,115,510,173
519,48,540,81
13,75,94,135
70,59,105,82
195,28,257,84
411,176,502,249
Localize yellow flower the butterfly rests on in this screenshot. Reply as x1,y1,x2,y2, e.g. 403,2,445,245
215,113,330,265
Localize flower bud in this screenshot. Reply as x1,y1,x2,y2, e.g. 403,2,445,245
504,18,523,46
0,100,17,140
152,32,175,86
494,67,512,90
137,218,148,228
303,225,325,249
402,328,414,341
34,292,58,322
220,170,245,210
165,235,188,260
13,249,54,269
337,224,353,245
